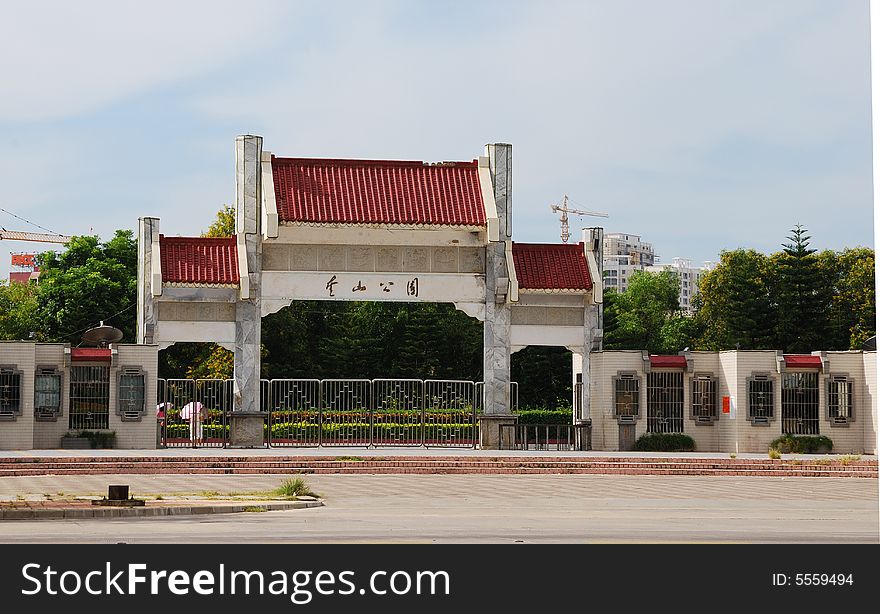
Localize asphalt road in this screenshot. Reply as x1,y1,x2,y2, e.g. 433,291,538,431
0,474,876,543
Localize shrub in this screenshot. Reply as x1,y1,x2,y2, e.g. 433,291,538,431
634,433,696,452
768,448,781,460
65,431,116,449
272,478,317,499
770,435,833,454
514,409,573,425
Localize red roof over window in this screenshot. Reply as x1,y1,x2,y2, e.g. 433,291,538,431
650,355,688,368
159,236,239,286
8,272,31,284
272,157,486,227
783,355,822,368
70,348,111,362
512,243,593,291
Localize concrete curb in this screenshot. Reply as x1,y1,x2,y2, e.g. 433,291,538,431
0,500,323,521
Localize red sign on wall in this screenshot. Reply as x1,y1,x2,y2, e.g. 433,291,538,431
722,396,731,414
11,253,36,267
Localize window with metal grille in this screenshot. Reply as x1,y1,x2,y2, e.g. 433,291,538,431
691,374,718,423
613,373,639,423
0,367,22,420
34,367,62,421
826,375,853,426
647,371,684,433
747,374,774,425
117,367,146,421
69,365,110,430
782,372,819,435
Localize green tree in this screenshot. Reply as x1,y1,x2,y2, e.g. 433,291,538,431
820,247,875,349
0,280,40,340
695,249,776,350
774,225,829,352
203,204,235,237
35,231,137,343
603,270,687,353
511,346,573,409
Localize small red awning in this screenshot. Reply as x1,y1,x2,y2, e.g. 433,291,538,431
70,348,112,362
783,355,822,369
650,355,687,368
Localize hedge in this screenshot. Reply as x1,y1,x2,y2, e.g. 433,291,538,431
634,433,695,452
514,408,573,425
63,430,117,449
770,434,833,454
165,422,476,440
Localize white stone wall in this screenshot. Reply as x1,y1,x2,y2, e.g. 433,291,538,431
110,344,159,450
0,342,158,450
0,342,35,450
31,344,68,449
586,350,878,453
821,351,868,454
682,352,721,452
863,351,877,454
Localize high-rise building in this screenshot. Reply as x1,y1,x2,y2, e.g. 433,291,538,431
601,232,715,313
601,233,655,293
646,257,716,313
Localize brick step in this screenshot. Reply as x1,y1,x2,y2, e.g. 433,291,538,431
0,458,875,478
0,467,875,478
1,455,876,466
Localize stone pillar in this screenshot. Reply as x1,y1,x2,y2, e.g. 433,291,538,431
230,135,265,447
479,143,516,449
136,217,160,345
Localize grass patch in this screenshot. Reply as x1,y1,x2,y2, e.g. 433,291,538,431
840,455,862,465
768,448,781,460
272,478,318,499
243,506,267,513
336,456,364,462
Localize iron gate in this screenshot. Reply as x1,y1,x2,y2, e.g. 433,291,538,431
646,371,684,433
782,372,819,435
158,379,230,448
266,379,321,447
424,380,477,447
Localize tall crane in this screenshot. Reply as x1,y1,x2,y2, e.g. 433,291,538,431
549,195,608,243
0,230,71,244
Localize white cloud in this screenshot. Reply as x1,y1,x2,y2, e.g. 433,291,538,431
0,0,299,121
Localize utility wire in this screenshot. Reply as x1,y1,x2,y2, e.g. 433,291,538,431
0,207,64,236
57,302,137,343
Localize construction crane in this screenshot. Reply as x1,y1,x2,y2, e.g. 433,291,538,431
0,229,71,244
549,195,608,243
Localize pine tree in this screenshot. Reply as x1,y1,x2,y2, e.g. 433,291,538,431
774,225,828,352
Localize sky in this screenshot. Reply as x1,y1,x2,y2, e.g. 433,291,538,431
0,0,873,278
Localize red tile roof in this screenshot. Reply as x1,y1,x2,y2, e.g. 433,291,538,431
159,236,239,285
650,355,688,368
70,348,112,362
272,157,486,227
512,243,593,291
783,355,822,368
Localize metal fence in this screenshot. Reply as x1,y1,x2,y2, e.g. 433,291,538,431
646,371,684,433
782,372,819,435
158,378,230,448
69,365,110,430
499,423,591,451
159,378,491,448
